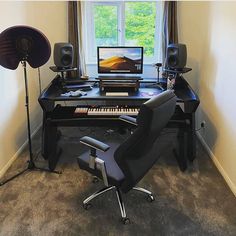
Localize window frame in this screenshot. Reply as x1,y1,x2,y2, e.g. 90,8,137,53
83,1,163,65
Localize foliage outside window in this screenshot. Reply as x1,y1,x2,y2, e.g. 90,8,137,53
94,5,118,46
84,1,162,64
125,2,156,57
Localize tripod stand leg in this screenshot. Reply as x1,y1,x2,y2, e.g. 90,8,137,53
0,160,62,186
0,167,29,186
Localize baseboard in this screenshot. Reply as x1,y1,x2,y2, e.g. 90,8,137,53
197,132,236,197
0,124,42,179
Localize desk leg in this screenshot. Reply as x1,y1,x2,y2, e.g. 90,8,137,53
41,115,49,160
48,123,62,171
41,119,62,170
173,127,187,172
187,113,196,162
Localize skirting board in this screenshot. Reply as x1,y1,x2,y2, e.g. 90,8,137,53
0,124,42,179
197,132,236,197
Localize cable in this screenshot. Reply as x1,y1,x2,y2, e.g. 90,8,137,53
33,148,42,162
195,127,203,132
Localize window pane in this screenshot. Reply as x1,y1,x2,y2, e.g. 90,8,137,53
94,5,118,46
125,2,156,57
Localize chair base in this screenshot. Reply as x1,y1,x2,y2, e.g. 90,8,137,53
82,185,155,224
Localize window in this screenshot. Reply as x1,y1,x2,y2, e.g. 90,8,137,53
84,1,163,64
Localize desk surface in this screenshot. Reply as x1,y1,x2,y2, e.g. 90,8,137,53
43,86,163,101
40,77,199,105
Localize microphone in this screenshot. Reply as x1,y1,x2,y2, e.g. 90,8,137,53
16,36,33,59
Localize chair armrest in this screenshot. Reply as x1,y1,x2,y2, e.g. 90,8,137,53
80,136,110,152
80,136,110,186
119,115,137,126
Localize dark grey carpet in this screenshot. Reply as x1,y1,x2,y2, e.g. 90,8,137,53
0,127,236,236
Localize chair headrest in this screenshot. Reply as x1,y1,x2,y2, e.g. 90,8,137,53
144,90,176,109
136,90,176,127
0,25,51,70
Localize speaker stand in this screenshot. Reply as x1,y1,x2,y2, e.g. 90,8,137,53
49,66,78,91
146,63,165,90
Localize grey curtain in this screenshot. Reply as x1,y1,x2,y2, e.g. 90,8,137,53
163,1,178,65
68,1,82,78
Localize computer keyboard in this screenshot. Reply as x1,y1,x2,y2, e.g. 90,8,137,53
105,92,129,96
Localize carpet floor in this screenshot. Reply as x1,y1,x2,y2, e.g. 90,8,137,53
0,127,236,236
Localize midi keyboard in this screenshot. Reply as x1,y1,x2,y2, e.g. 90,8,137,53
75,106,139,116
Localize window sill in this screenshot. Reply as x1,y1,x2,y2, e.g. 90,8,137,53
86,62,156,66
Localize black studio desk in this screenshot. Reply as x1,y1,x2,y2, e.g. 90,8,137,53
38,76,200,172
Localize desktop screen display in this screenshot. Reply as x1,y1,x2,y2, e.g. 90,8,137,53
97,47,143,74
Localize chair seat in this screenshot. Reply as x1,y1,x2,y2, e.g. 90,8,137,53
77,142,125,187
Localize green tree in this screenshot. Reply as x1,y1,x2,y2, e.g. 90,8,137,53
125,2,156,57
94,2,156,56
94,5,118,46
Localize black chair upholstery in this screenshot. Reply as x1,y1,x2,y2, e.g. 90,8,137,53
77,142,125,186
77,90,176,223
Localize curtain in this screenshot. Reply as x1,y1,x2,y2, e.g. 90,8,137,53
162,1,178,65
68,1,87,78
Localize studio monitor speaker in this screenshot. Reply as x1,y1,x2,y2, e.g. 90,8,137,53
166,44,187,69
53,43,74,69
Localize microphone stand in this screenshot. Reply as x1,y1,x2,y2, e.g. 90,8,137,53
147,63,165,90
0,60,61,186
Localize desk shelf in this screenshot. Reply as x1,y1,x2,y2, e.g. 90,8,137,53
49,66,77,73
48,105,134,128
163,67,192,74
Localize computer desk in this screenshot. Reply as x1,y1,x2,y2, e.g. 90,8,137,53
38,76,200,172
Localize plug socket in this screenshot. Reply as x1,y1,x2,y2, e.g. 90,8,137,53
201,121,206,128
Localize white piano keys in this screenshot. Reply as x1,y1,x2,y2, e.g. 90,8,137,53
75,106,139,116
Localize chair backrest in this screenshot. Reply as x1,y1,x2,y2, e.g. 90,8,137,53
114,90,176,193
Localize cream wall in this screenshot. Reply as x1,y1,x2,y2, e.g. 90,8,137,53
0,1,67,176
178,1,236,196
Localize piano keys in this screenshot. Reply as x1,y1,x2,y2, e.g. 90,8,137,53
74,106,140,117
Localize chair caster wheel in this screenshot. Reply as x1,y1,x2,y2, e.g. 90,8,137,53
122,217,130,225
146,194,155,202
83,203,92,210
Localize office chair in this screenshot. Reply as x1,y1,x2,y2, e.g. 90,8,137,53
77,90,176,224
